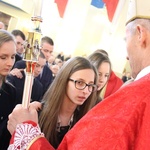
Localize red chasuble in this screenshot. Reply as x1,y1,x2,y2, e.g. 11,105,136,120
9,73,150,150
104,71,123,98
57,73,150,149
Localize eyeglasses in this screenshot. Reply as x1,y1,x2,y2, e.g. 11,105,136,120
69,78,97,92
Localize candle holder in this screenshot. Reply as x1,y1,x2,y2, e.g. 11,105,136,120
22,18,42,108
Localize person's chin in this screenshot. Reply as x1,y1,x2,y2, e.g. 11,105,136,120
76,99,86,105
97,86,102,91
34,74,39,77
3,71,10,76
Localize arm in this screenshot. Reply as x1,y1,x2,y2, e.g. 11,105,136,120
10,68,24,79
7,103,55,150
8,121,54,150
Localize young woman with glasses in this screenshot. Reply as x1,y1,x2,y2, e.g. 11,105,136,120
7,56,99,149
39,56,98,148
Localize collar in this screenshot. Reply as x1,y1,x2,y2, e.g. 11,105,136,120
135,66,150,81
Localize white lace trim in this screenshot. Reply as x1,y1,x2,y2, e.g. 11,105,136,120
8,123,44,150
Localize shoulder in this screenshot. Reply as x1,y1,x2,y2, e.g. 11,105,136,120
43,65,52,74
13,60,26,69
15,54,22,61
4,81,15,90
1,81,16,96
34,78,43,88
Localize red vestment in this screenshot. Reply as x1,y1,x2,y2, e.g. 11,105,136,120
104,71,123,98
9,73,150,150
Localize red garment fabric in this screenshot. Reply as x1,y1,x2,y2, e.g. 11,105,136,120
9,121,54,150
104,71,123,98
9,121,38,146
9,73,150,149
58,73,150,149
10,137,52,150
30,137,54,150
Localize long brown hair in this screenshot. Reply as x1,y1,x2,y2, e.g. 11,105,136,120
88,52,111,101
39,56,98,147
0,30,16,82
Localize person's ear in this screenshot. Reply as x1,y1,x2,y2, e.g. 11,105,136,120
136,24,147,48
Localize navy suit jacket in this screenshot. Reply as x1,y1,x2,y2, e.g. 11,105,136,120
15,54,22,63
12,54,22,69
37,64,52,95
7,72,43,103
13,59,26,69
13,60,52,95
0,82,17,149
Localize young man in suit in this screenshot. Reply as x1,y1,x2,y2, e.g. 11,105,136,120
7,52,46,103
10,36,54,95
11,29,26,63
38,36,54,94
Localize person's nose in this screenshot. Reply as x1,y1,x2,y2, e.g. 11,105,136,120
47,53,51,59
99,76,105,83
7,58,14,68
37,67,42,73
82,85,90,94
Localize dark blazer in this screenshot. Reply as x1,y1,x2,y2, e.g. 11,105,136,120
15,53,22,63
13,59,26,69
14,60,53,95
0,82,17,150
12,54,23,69
7,72,43,103
37,64,53,95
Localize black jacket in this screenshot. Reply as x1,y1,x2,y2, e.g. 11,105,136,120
7,72,43,103
14,60,53,95
0,82,17,150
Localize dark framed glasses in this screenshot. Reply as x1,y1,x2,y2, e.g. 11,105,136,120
69,78,97,92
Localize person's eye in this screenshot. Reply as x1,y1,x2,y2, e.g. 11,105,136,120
99,73,102,77
105,74,109,78
36,64,40,67
44,50,48,52
77,81,84,85
11,56,15,60
0,56,6,59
